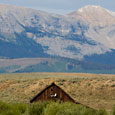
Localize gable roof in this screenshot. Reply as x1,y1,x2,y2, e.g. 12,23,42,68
30,82,96,110
30,82,77,103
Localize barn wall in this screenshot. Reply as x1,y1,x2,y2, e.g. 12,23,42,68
34,85,74,102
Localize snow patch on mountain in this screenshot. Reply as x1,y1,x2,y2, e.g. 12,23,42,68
105,9,115,17
78,5,102,12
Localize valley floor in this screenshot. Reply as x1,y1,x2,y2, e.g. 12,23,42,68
0,73,115,112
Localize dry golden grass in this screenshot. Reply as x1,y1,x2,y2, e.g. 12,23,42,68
0,73,115,111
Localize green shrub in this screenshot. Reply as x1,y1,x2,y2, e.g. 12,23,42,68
0,101,27,115
112,105,115,115
0,100,10,112
29,101,50,115
44,101,96,115
44,102,61,115
12,103,27,114
96,109,108,115
1,109,21,115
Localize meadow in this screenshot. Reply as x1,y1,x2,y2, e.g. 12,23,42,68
0,73,115,114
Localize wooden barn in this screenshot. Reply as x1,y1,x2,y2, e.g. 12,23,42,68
30,82,79,103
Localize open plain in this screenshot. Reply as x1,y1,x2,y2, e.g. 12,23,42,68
0,73,115,112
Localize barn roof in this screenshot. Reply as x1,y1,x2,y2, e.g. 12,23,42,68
30,82,77,103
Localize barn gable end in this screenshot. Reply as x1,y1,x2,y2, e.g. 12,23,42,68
30,82,78,103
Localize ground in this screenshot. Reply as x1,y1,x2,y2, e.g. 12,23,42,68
0,73,115,112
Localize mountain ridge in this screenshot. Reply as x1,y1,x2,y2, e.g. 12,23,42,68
0,4,115,73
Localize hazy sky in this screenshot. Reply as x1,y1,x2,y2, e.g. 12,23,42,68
0,0,115,14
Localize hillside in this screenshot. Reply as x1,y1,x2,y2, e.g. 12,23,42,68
0,58,115,74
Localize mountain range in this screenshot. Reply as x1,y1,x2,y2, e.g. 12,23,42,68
0,4,115,74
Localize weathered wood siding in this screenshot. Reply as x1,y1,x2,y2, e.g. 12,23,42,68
32,83,75,103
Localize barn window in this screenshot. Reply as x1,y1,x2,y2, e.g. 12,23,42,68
51,88,53,91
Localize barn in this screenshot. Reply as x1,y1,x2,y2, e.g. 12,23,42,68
30,82,79,103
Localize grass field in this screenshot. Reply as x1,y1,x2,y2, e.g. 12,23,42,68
0,73,115,112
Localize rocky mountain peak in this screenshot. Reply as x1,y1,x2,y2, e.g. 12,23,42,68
77,5,103,12
68,5,115,26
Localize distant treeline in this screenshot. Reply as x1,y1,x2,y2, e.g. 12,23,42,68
1,57,115,74
14,58,115,74
0,100,115,115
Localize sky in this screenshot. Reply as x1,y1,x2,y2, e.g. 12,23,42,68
0,0,115,14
